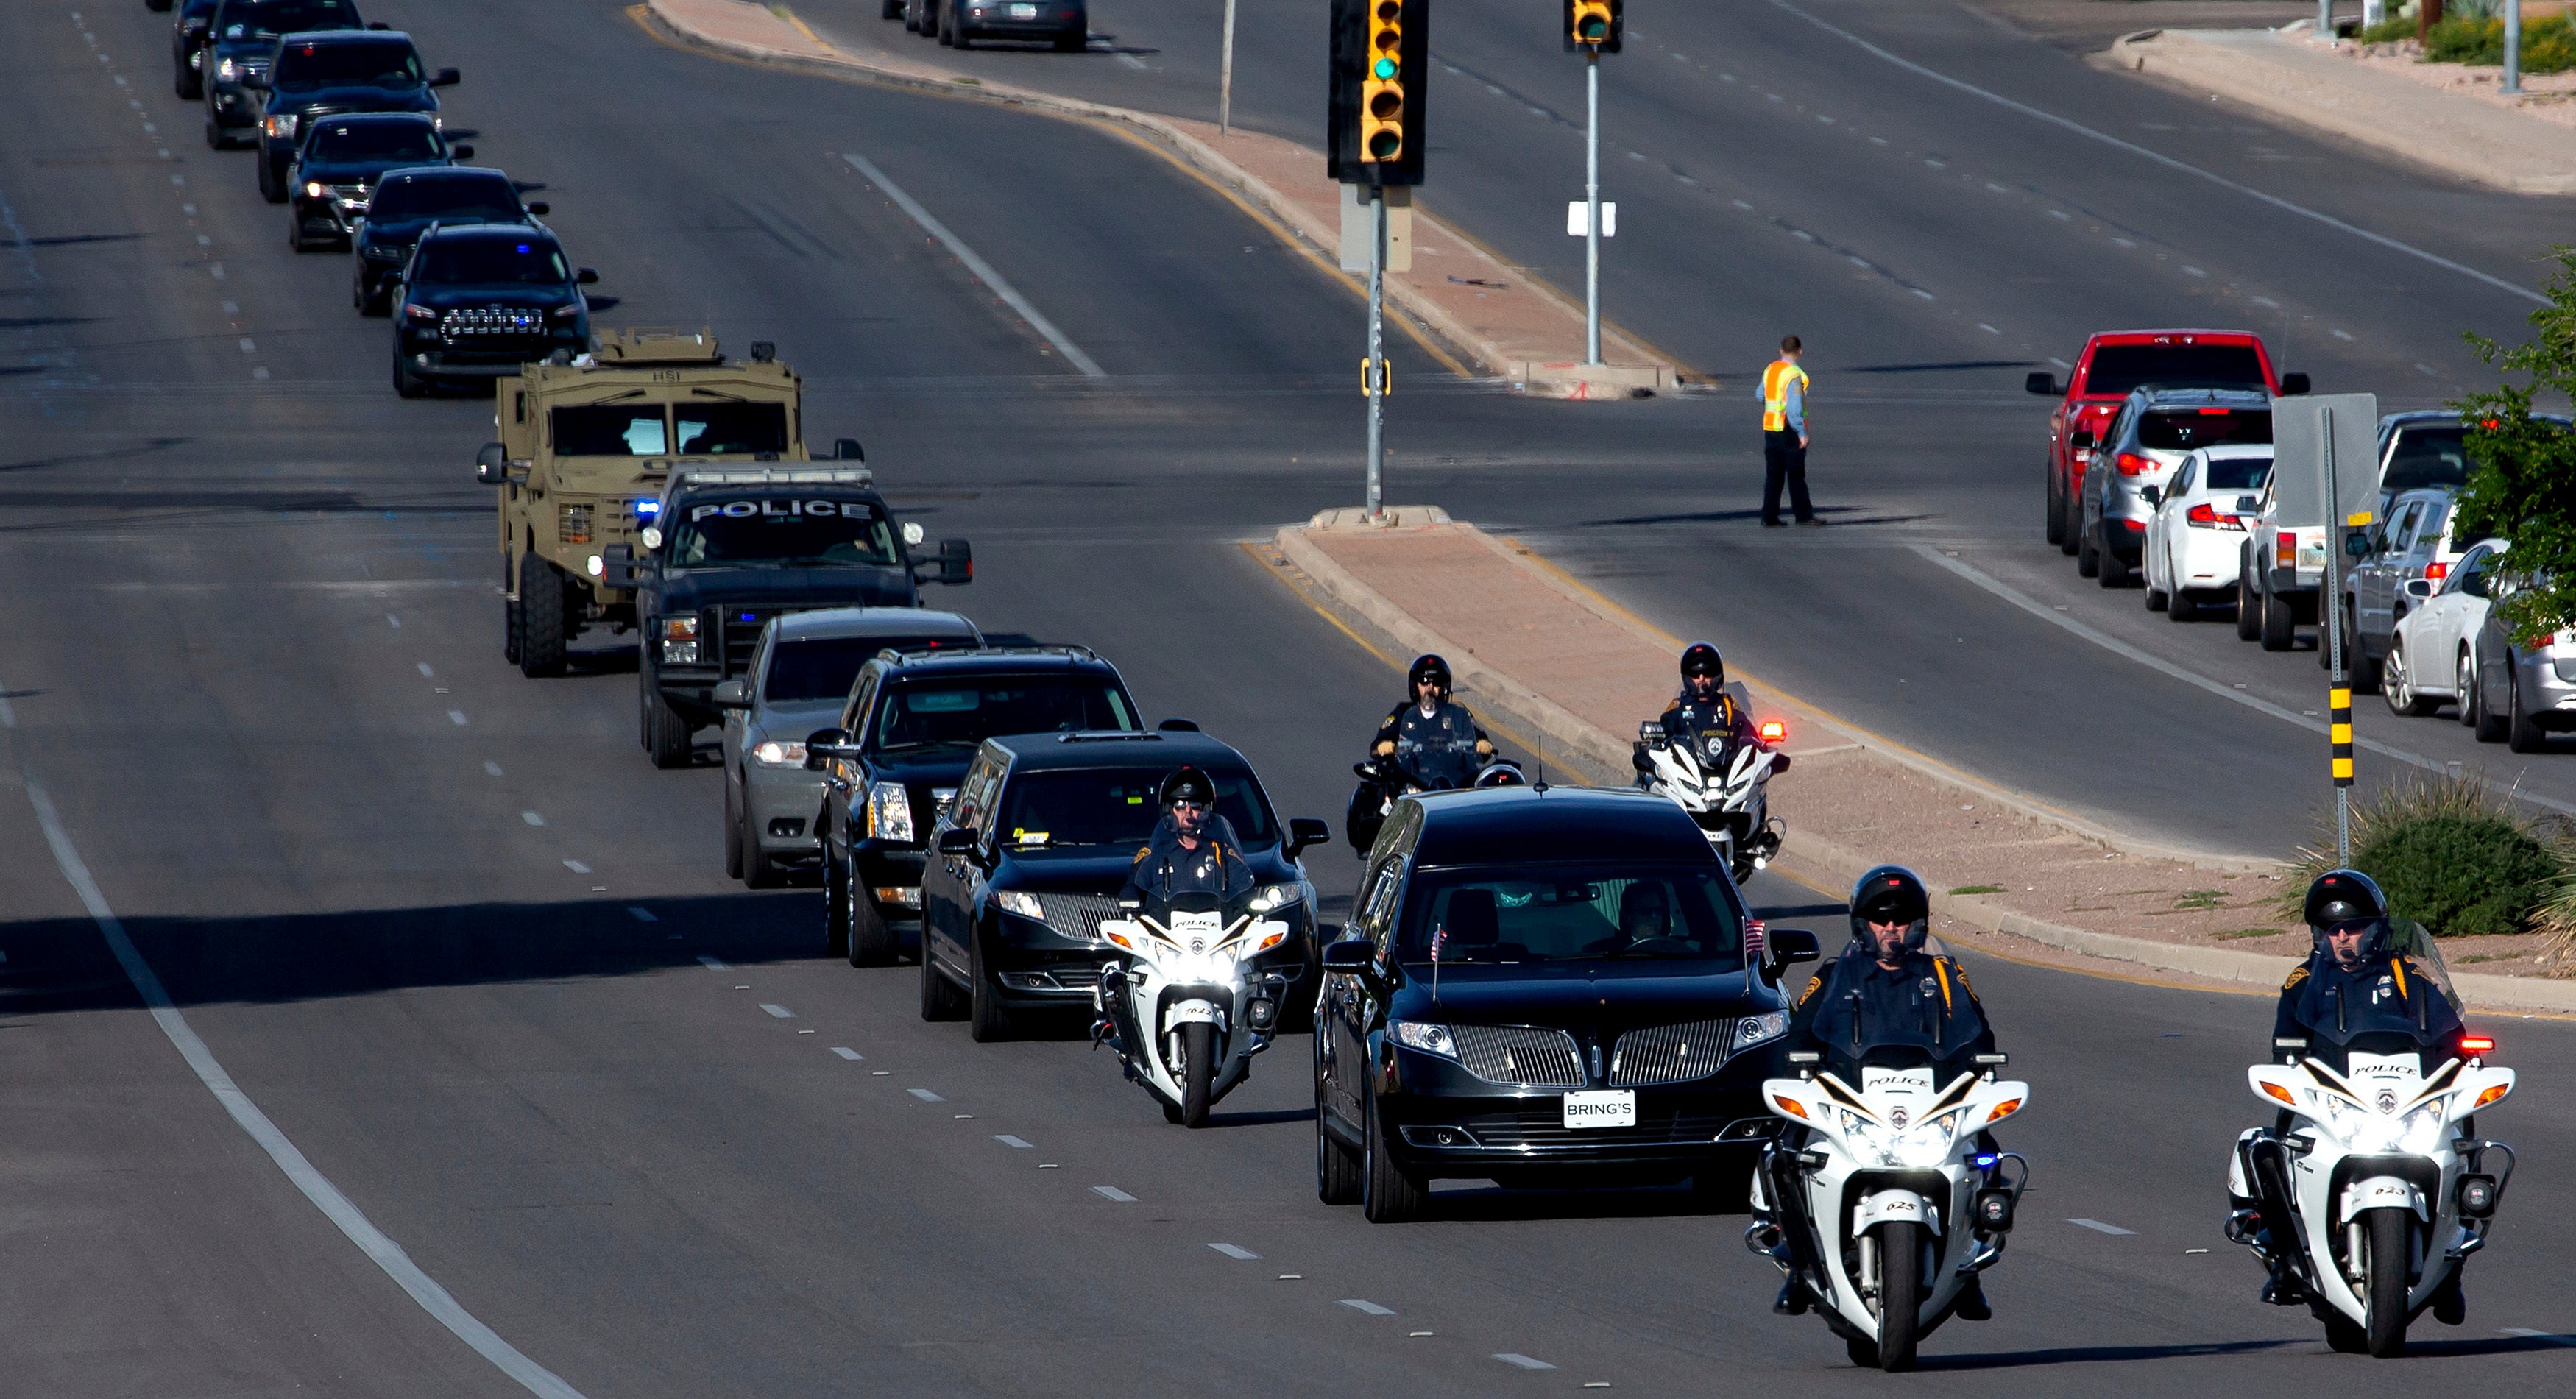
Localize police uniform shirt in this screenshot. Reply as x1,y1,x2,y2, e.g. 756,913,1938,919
1789,943,1995,1061
1661,689,1755,762
1122,813,1253,904
1373,700,1491,790
2274,954,2462,1044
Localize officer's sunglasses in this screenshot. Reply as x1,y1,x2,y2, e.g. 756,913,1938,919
1171,799,1209,812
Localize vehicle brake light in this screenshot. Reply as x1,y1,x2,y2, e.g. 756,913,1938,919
2114,452,2155,476
1758,720,1786,743
2198,407,2230,415
2460,1035,2495,1054
2424,561,2449,582
2277,534,2297,568
2185,503,2246,531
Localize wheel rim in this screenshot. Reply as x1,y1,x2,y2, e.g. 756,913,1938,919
2388,648,2410,709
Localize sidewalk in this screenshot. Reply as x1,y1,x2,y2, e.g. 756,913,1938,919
2095,26,2576,194
1270,509,2576,1014
640,0,1682,397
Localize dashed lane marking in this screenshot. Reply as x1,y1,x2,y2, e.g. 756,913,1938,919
449,710,468,726
760,1004,794,1019
832,1047,864,1060
1208,1243,1260,1260
1494,1354,1557,1370
562,860,590,874
995,1134,1033,1147
483,761,503,777
908,1088,944,1102
2068,1218,2137,1236
1341,1299,1395,1316
1092,1186,1136,1202
520,811,544,826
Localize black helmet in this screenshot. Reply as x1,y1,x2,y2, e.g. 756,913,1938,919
1158,765,1216,809
2304,868,2392,959
1681,641,1724,685
1849,865,1931,952
1408,653,1453,698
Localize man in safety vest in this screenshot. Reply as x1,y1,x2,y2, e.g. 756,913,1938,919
1761,335,1819,528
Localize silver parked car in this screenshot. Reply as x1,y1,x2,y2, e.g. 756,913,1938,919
2469,567,2576,753
717,607,983,886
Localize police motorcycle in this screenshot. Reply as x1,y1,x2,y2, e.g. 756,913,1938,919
1092,890,1296,1127
1634,689,1786,884
2226,929,2515,1358
1747,959,2032,1370
1345,757,1525,854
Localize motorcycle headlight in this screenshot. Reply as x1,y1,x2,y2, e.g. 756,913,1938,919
2393,1100,2450,1156
1248,882,1305,914
1167,946,1242,987
1732,1010,1788,1053
992,889,1045,921
302,180,325,199
866,780,915,843
1390,1020,1457,1059
751,740,807,768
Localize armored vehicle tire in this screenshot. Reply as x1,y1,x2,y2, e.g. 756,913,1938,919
723,777,746,879
517,554,568,677
501,595,522,665
967,935,1013,1042
919,941,966,1021
645,687,693,769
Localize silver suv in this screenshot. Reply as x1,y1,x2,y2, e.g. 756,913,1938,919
2080,387,2273,589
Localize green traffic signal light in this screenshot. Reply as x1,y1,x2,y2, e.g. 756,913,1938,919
1373,56,1396,79
1577,17,1607,39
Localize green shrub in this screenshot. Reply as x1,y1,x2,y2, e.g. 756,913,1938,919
2357,15,2418,42
2282,773,2564,937
2421,13,2576,73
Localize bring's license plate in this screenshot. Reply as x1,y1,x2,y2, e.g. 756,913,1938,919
1563,1089,1637,1129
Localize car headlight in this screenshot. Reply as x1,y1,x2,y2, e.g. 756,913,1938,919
660,640,698,665
866,780,915,843
1248,882,1306,913
1390,1020,1457,1059
216,57,240,82
302,180,325,199
263,113,297,139
993,889,1046,921
751,740,807,767
551,304,583,321
403,303,439,323
1732,1011,1788,1052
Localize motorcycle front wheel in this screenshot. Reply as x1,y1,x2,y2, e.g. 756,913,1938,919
1177,1023,1215,1127
2365,1209,2412,1357
1874,1221,1924,1372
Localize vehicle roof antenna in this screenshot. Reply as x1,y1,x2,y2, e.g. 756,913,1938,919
1533,732,1547,792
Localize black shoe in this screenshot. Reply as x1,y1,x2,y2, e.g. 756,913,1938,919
2433,1275,2465,1325
1761,518,1788,528
1955,1278,1991,1321
1796,517,1827,527
2260,1263,2307,1306
1774,1280,1812,1316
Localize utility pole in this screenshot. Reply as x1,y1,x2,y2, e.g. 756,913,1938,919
1327,0,1425,523
1219,0,1239,135
1584,49,1601,366
1365,189,1387,520
2505,0,2524,95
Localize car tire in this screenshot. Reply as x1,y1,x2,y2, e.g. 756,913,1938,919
517,553,567,676
258,155,287,204
950,13,973,47
2145,585,2167,612
2076,522,2100,578
882,0,902,15
2346,605,2384,692
967,932,1013,1042
937,3,956,43
723,776,746,879
1317,1102,1362,1205
205,115,224,149
2508,665,2547,753
2097,525,2130,588
646,688,694,769
393,346,428,398
2044,470,2064,545
823,848,850,955
1360,1092,1426,1222
2169,589,2196,622
2235,564,2261,641
902,0,919,30
850,865,899,967
2058,489,2081,556
177,63,202,101
2469,651,2508,742
2258,578,2295,651
919,935,966,1021
2385,641,2438,716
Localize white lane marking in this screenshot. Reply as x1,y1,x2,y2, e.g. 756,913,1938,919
417,662,434,677
2048,208,2070,219
251,366,269,381
697,955,729,971
1768,0,2544,305
2252,295,2280,308
2332,328,2354,340
562,860,590,874
2500,1328,2576,1346
995,1134,1033,1147
1117,53,1147,69
760,1004,795,1019
908,1088,944,1101
2416,361,2441,377
1091,1185,1137,1202
210,263,224,279
448,709,468,726
1495,1353,1557,1370
1908,545,2576,816
520,811,545,826
384,612,400,626
21,779,588,1398
832,1047,864,1060
1977,322,1999,334
2050,356,2072,368
1732,199,1753,210
1208,1243,1261,1260
1341,1299,1395,1316
2067,1217,2137,1236
839,153,1105,377
2182,265,2207,277
237,337,255,353
1912,288,1934,300
627,906,656,922
483,760,503,777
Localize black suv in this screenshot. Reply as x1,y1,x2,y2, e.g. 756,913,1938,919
628,466,972,768
914,729,1330,1042
1315,785,1814,1222
807,646,1144,966
352,167,543,314
287,112,466,252
199,0,362,145
247,29,456,203
391,224,592,396
170,0,230,101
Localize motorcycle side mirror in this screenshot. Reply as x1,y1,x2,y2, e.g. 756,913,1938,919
935,826,982,857
1320,940,1376,971
1285,817,1331,860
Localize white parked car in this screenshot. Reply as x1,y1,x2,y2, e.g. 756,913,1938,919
2382,539,2507,718
2143,445,2271,621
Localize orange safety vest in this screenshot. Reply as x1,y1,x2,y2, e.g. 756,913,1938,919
1761,358,1809,433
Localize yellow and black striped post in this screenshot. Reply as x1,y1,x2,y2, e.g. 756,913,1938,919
2330,685,2354,787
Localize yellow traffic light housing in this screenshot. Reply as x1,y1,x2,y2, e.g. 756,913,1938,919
1571,0,1612,43
1360,1,1404,163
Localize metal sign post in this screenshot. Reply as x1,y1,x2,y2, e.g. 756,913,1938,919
1583,50,1602,366
1219,0,1239,134
2270,392,2376,864
2321,407,2354,863
1365,188,1387,521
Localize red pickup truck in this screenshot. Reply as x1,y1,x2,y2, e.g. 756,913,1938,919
2029,331,2307,555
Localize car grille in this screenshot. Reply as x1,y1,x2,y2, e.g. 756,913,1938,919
331,183,369,209
1034,893,1123,946
717,608,768,676
441,305,550,345
1608,1019,1738,1088
1451,1106,1735,1152
1449,1024,1585,1088
557,503,592,547
1044,960,1114,991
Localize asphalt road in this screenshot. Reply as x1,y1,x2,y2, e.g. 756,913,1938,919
1,0,2572,1394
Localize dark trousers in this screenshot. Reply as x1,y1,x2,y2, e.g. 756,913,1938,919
1763,429,1813,523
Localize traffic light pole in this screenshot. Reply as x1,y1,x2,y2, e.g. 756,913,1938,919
1583,50,1602,366
1365,186,1387,523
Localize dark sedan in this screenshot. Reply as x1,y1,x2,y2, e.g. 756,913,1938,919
392,224,592,396
169,0,226,100
352,167,542,314
199,0,363,149
1315,785,1818,1222
287,113,466,251
247,30,456,203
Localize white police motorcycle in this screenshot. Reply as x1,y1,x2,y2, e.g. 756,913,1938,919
1094,891,1295,1127
1635,711,1785,883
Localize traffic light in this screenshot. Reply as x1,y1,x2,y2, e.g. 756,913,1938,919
1328,0,1428,186
1564,0,1623,53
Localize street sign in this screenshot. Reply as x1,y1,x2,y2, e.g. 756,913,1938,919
1340,185,1412,272
1565,201,1617,237
2270,392,2379,529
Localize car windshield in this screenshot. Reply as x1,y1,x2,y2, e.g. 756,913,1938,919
874,681,1139,751
411,237,568,286
762,635,966,704
2383,425,2469,496
2084,344,2268,395
367,174,518,222
219,0,356,38
665,501,899,570
1393,865,1746,968
993,766,1272,847
675,403,790,456
272,40,422,86
2139,409,2271,450
2202,453,2271,491
308,120,440,161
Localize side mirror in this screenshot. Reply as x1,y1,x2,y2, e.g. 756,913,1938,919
1767,927,1822,967
2345,529,2372,559
2278,372,2311,396
2070,428,2096,450
431,67,461,88
449,144,473,161
833,437,865,461
711,678,751,710
1286,817,1331,860
598,542,640,588
524,200,550,216
2404,578,2434,599
916,538,972,587
2025,371,2060,397
935,826,982,857
575,267,600,286
2236,494,2264,514
1156,718,1200,732
2140,484,2162,507
1320,940,1376,971
474,442,508,485
803,726,860,769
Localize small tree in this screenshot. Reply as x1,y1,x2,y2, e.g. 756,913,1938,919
2455,245,2576,643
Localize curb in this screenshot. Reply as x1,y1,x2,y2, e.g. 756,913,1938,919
640,0,1678,395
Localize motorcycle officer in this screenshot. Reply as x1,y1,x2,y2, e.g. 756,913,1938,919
1370,654,1493,790
1119,765,1254,907
2232,868,2466,1308
1638,642,1783,783
1772,865,1998,1320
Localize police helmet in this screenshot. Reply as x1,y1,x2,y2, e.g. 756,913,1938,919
1408,653,1453,699
1681,642,1724,687
2304,868,2393,959
1850,865,1932,952
1472,759,1526,788
1158,765,1217,809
